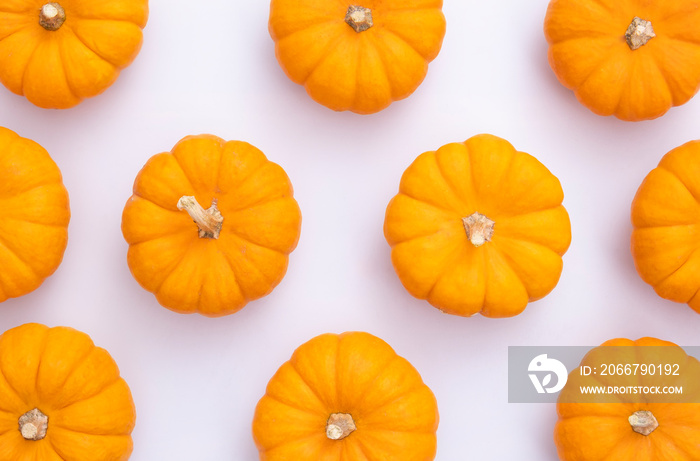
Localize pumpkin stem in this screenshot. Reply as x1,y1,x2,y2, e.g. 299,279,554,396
326,413,356,440
177,196,224,239
18,408,48,441
629,410,658,436
462,212,495,247
39,2,66,31
345,5,373,33
625,17,655,50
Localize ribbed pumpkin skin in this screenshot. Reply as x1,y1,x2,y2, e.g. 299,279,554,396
544,0,700,121
0,0,148,109
631,140,700,313
555,337,700,461
0,323,136,461
121,135,302,317
253,332,439,460
269,0,446,114
0,127,70,303
384,134,571,318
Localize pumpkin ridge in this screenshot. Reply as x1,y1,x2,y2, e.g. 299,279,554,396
345,355,402,409
55,32,84,101
653,249,700,300
271,16,341,42
0,12,33,41
62,24,119,70
425,241,472,303
489,237,564,299
374,27,429,71
36,338,96,406
258,429,324,453
170,154,215,201
658,165,700,206
0,359,25,413
394,190,460,216
263,392,325,417
367,31,404,101
301,30,351,86
433,151,470,212
212,245,251,301
359,383,429,418
646,52,678,104
0,230,41,281
149,240,193,294
380,8,445,59
46,436,68,461
288,358,333,408
51,356,124,413
275,23,346,84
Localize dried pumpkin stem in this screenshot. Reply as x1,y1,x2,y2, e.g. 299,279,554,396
326,413,356,440
345,5,373,33
625,17,655,50
177,196,224,239
629,410,658,436
18,408,48,441
462,212,495,247
39,2,66,31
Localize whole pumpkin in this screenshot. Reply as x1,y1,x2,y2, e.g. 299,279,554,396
0,0,148,109
0,323,136,460
269,0,446,114
384,134,571,318
0,127,70,303
544,0,700,121
252,332,439,460
554,337,700,460
121,134,302,317
631,140,700,313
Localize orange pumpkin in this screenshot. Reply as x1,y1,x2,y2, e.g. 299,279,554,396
544,0,700,121
0,127,70,303
0,0,148,109
0,323,136,460
384,134,571,318
269,0,446,114
121,134,302,317
631,140,700,313
252,332,439,460
555,337,700,460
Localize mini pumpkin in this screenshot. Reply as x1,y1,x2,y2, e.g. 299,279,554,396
0,127,70,303
121,134,302,317
269,0,446,114
631,140,700,313
555,337,700,460
544,0,700,121
384,134,572,318
0,323,136,460
252,332,439,460
0,0,148,109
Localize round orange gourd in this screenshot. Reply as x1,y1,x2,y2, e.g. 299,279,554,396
121,134,302,317
0,323,136,460
269,0,446,114
631,140,700,313
554,337,700,460
0,127,70,303
252,332,439,461
0,0,148,109
544,0,700,121
384,134,572,318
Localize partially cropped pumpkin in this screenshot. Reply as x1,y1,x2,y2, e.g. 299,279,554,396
384,134,571,318
0,323,136,460
121,135,302,317
0,0,148,109
631,140,700,313
555,337,700,460
252,332,439,460
0,127,70,303
544,0,700,121
269,0,446,114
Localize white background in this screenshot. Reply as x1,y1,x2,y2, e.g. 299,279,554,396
1,1,700,459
